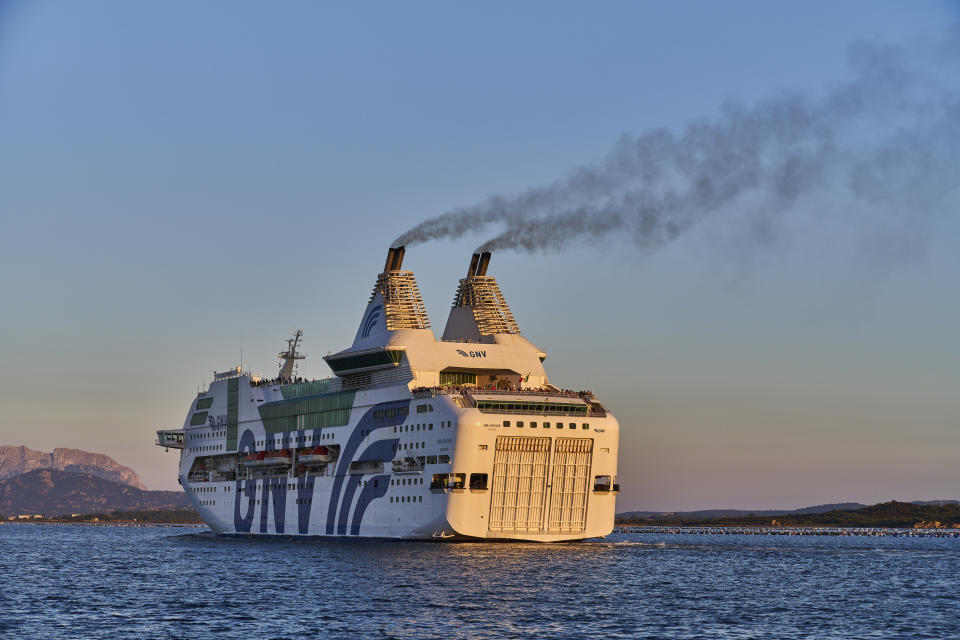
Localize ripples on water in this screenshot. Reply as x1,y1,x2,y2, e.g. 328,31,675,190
1,525,958,639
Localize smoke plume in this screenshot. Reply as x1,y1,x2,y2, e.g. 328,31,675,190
392,43,959,255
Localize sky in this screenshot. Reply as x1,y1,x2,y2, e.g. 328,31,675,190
0,1,957,510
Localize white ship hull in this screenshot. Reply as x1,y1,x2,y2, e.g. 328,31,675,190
158,248,621,541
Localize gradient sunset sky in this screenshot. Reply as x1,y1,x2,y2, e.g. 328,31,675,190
1,1,957,510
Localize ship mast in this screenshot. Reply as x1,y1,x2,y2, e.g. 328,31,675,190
278,329,305,382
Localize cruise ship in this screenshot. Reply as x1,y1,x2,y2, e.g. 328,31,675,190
156,248,620,540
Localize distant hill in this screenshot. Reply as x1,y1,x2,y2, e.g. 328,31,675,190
619,502,868,519
0,469,189,517
0,445,146,490
617,500,960,528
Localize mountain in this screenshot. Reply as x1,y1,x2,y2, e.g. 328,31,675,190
0,445,146,490
0,469,188,516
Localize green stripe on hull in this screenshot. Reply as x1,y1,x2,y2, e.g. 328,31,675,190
258,391,356,434
226,378,239,450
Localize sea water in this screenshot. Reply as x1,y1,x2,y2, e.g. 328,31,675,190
1,525,957,639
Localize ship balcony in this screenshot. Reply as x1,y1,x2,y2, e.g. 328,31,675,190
592,476,621,493
392,456,424,475
156,429,185,450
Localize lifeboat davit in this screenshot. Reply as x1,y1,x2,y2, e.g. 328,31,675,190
298,445,333,465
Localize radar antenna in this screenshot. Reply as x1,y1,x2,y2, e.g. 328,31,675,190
278,329,305,382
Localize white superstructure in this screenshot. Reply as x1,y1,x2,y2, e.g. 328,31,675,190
156,248,620,541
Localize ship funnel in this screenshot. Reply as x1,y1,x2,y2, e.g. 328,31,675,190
475,251,491,277
442,251,519,340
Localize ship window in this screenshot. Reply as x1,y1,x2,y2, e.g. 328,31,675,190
478,444,487,450
569,423,576,429
417,404,430,414
399,407,408,416
469,473,488,490
427,455,437,464
503,420,510,427
190,412,208,426
530,421,537,428
428,423,433,430
594,475,612,491
448,473,466,489
543,422,550,428
517,421,524,428
582,424,589,430
440,371,477,386
196,397,213,410
438,455,451,464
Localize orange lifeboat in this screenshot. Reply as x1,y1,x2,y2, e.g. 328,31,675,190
264,449,292,466
298,445,333,465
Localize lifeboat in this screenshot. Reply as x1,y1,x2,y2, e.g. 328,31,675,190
264,449,292,466
243,451,268,468
298,445,333,465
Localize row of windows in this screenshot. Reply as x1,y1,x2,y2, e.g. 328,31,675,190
258,392,355,432
188,485,220,493
439,372,476,386
392,477,423,486
199,500,215,506
373,406,411,420
501,420,590,430
394,423,432,433
390,496,423,503
188,430,224,441
189,445,223,453
394,442,426,451
476,401,588,415
416,403,434,414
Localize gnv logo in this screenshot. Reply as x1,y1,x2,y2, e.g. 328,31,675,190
457,349,487,358
361,304,382,338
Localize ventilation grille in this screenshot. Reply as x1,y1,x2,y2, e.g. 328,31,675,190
451,276,520,335
369,271,431,330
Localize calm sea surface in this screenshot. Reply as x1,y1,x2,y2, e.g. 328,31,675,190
1,525,957,639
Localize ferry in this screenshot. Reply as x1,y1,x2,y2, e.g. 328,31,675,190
156,248,620,540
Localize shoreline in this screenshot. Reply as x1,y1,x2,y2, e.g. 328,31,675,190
615,525,960,537
1,520,207,528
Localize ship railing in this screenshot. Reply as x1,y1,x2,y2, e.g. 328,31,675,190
412,386,596,399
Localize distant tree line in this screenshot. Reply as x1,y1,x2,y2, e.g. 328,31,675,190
617,501,960,528
51,509,203,523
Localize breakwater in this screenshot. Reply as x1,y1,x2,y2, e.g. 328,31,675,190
615,524,960,537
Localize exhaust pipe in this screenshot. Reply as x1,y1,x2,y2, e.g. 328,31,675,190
392,245,406,270
385,245,406,271
467,253,480,277
384,247,397,272
475,251,491,277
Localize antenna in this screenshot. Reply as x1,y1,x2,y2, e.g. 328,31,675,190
278,329,305,382
240,328,244,373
